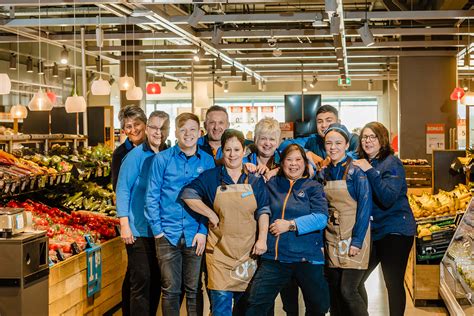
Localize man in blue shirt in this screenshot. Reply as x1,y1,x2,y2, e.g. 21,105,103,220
197,105,230,160
145,113,215,316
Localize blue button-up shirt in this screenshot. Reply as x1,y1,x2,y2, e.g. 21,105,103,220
116,142,155,237
145,145,215,247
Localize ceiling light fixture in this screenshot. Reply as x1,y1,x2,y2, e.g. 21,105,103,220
175,81,182,90
310,75,318,88
212,25,223,45
9,54,16,70
273,48,282,57
251,75,256,86
119,22,134,91
91,7,111,96
330,15,341,35
126,25,143,101
60,45,68,65
214,78,223,88
52,62,59,77
161,76,167,87
325,0,337,16
10,104,28,119
224,81,229,93
65,66,71,80
26,56,33,73
242,71,247,82
368,79,373,91
358,23,375,47
230,63,237,76
303,81,308,92
38,60,44,75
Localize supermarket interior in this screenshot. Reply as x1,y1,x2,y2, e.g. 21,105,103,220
0,0,473,315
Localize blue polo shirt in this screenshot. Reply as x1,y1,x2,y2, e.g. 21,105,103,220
242,151,281,168
181,166,271,220
145,145,215,247
116,142,155,237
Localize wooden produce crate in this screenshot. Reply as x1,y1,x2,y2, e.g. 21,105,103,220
49,237,126,316
404,239,441,306
404,165,432,188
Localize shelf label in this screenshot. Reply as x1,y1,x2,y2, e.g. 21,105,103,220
86,245,102,297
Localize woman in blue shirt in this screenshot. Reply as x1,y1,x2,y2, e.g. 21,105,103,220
246,144,330,316
116,111,170,316
353,122,416,316
321,123,371,316
181,129,270,316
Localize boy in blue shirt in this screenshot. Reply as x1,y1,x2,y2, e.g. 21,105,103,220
145,113,215,316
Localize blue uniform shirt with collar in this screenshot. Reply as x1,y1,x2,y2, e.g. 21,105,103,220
116,142,156,237
145,145,215,247
264,176,328,264
181,166,271,220
320,156,372,249
365,154,416,241
198,134,254,160
111,137,136,191
242,151,281,166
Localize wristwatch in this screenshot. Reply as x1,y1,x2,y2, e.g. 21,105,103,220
288,220,297,232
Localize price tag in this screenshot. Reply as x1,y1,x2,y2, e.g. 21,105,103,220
65,173,71,183
30,177,36,190
4,182,11,194
49,176,55,186
39,176,47,188
16,214,24,230
56,175,61,185
20,179,28,191
10,181,17,193
86,245,102,297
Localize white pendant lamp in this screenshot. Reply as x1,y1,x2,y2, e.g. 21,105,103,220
126,85,143,100
119,75,135,91
10,104,28,119
65,93,87,113
91,77,111,95
0,73,11,95
28,88,54,111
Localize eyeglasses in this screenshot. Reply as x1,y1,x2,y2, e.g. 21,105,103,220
361,135,377,142
147,125,168,133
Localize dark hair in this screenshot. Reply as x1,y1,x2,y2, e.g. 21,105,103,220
205,105,228,121
221,129,245,149
357,121,394,161
278,144,310,178
175,112,200,129
118,105,147,129
316,104,338,118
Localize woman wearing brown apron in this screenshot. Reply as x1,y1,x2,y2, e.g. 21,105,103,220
181,129,271,316
321,123,372,316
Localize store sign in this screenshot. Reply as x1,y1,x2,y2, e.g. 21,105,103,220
245,106,257,113
338,77,351,86
261,106,274,113
86,245,102,297
230,106,243,113
426,123,445,154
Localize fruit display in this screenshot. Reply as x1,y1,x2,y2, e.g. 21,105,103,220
43,180,116,216
409,183,472,219
5,199,119,263
417,221,457,239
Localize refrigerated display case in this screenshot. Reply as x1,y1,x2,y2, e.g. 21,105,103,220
439,197,474,315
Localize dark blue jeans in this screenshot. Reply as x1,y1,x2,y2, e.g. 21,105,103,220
246,259,330,316
209,290,244,316
155,235,202,316
126,237,161,316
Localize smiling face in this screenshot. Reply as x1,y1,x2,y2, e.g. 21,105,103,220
316,112,338,137
176,119,200,151
281,149,306,181
361,127,381,159
223,136,244,170
123,117,146,145
146,116,169,150
205,110,230,142
325,130,349,165
255,132,279,158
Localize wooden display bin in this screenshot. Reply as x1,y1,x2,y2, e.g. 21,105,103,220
49,237,126,315
404,239,441,305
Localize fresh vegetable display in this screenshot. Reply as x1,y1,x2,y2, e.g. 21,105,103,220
5,199,119,262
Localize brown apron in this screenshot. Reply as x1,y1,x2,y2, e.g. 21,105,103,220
206,176,259,291
324,162,370,270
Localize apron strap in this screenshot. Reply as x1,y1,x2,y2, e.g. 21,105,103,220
342,157,352,180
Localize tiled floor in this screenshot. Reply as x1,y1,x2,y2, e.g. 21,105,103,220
115,266,448,315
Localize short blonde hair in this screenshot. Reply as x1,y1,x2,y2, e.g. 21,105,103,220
175,112,200,129
254,117,281,141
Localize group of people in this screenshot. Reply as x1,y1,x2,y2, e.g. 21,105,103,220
112,103,416,316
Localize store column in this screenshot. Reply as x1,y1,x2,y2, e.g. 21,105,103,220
399,56,457,159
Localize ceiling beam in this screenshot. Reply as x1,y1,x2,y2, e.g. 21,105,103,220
1,16,153,27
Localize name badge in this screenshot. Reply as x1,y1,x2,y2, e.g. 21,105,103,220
241,191,253,198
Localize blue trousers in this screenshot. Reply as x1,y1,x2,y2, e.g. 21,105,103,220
246,259,330,316
209,290,244,316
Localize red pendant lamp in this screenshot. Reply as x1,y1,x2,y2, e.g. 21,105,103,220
46,90,57,104
450,87,465,101
146,82,161,94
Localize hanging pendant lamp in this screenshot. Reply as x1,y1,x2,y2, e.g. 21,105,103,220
0,73,11,95
119,74,135,91
28,88,53,111
91,77,111,95
65,93,87,113
146,83,161,95
126,85,143,100
10,104,28,119
450,87,465,101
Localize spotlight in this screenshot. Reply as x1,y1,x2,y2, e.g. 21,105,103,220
212,26,224,45
267,37,277,48
330,15,341,35
65,66,72,80
175,82,182,90
181,83,187,90
310,76,318,88
60,45,68,65
251,75,256,86
9,53,16,70
242,71,247,82
357,22,375,47
258,80,263,91
392,79,398,91
262,81,267,91
52,62,59,77
193,50,200,62
214,78,223,87
161,76,166,87
224,81,229,93
188,5,205,28
26,56,33,73
216,56,222,70
368,79,373,91
38,60,44,75
230,64,236,76
109,76,115,85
